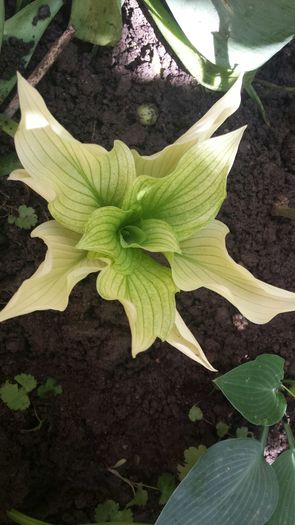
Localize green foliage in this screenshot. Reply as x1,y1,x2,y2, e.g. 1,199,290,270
0,373,36,411
8,205,38,230
127,485,148,508
214,354,286,425
268,447,295,525
143,0,295,92
188,405,203,422
156,438,279,525
215,421,230,438
94,500,133,523
236,426,254,439
37,377,62,399
0,0,63,104
157,473,176,505
0,152,22,177
0,373,62,411
177,445,207,481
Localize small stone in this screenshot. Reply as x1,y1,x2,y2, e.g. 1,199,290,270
232,313,249,331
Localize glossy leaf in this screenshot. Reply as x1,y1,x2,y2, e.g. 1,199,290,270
0,0,63,104
214,354,286,426
156,438,279,525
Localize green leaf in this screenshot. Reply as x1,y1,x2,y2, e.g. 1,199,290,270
70,0,122,46
166,0,295,76
0,114,18,138
127,484,148,508
188,405,203,422
0,0,63,104
142,0,233,91
94,500,134,523
157,439,279,525
268,448,295,524
214,354,286,426
216,421,230,438
0,381,30,410
15,373,37,392
135,128,245,240
157,473,177,505
37,377,62,399
177,445,207,481
14,205,38,230
236,426,254,439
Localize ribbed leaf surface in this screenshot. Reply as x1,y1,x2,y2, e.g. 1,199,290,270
214,354,286,426
156,439,278,525
268,448,295,524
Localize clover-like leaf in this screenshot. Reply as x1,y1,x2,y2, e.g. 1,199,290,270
15,373,37,393
0,382,30,411
157,473,177,505
214,354,286,426
157,439,279,525
177,445,207,481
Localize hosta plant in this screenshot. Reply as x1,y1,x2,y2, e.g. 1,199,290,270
1,74,295,370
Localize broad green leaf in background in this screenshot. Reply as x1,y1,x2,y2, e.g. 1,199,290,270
214,354,286,426
156,439,279,525
70,0,122,46
0,0,63,104
143,0,295,91
268,447,295,525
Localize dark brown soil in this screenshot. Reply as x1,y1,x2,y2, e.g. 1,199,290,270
0,1,295,523
0,38,33,80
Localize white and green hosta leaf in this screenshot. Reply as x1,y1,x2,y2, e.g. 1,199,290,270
132,74,243,179
1,75,295,369
0,221,104,322
169,220,295,323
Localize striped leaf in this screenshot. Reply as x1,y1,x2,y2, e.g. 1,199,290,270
136,128,245,240
97,250,176,356
268,447,295,524
214,354,286,426
132,75,243,178
15,75,136,234
156,438,279,525
170,220,295,323
0,221,104,323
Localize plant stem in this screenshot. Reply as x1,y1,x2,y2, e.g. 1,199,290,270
255,78,295,93
284,422,295,450
260,426,269,451
4,25,75,119
281,384,295,398
272,206,295,220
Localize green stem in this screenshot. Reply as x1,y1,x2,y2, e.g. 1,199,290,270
0,114,18,137
272,206,295,220
260,426,269,451
281,384,295,398
255,78,295,93
284,422,295,450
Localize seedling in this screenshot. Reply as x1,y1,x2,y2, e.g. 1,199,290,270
95,499,134,523
177,445,207,481
157,473,176,505
0,373,62,411
8,204,38,230
188,405,203,422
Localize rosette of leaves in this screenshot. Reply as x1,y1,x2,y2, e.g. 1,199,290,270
1,74,295,369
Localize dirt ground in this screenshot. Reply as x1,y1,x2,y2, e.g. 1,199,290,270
0,1,295,523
